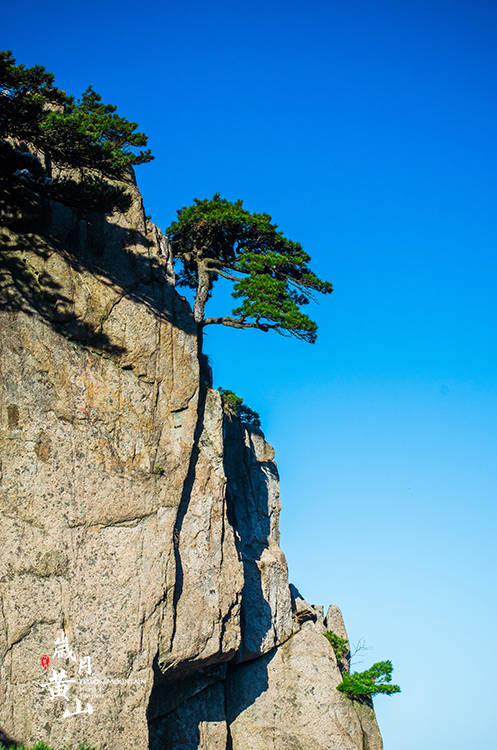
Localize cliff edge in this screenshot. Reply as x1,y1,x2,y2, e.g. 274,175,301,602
0,170,382,749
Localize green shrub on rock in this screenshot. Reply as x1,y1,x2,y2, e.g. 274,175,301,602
219,388,261,427
337,660,400,701
0,50,153,176
0,50,152,215
323,629,350,667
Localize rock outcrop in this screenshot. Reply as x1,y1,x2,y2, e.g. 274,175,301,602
0,169,383,748
227,620,381,750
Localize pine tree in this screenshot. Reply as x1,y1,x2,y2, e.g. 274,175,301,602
0,50,153,176
167,194,332,342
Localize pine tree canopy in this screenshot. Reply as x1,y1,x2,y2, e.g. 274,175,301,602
337,660,401,700
167,194,333,342
0,50,153,176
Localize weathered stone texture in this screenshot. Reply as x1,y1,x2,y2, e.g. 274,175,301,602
150,680,228,750
0,178,243,748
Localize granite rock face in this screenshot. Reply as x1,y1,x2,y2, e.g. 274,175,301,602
0,169,383,749
227,621,382,750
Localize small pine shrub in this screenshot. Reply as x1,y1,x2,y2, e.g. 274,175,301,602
323,629,349,664
337,660,400,701
219,389,261,427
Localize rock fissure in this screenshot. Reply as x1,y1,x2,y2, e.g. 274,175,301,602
97,283,141,333
168,382,208,657
4,619,58,657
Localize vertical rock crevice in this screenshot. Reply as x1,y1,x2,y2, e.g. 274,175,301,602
168,375,208,652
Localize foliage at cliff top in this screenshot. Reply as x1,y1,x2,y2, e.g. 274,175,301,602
167,194,333,341
219,389,261,427
0,50,153,176
337,660,401,701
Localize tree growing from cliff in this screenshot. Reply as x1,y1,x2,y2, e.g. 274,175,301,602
337,660,401,701
167,194,333,342
219,389,261,427
0,50,153,176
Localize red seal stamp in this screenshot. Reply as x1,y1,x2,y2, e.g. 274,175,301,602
41,654,49,670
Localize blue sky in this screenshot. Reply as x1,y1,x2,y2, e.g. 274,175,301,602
4,1,497,747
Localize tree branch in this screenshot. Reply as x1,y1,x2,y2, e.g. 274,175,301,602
202,316,279,331
204,266,243,282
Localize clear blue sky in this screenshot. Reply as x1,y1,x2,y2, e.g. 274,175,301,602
4,1,497,747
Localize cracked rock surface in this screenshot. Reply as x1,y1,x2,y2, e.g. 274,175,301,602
0,173,383,749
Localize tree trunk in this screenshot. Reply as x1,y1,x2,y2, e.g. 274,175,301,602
193,264,210,324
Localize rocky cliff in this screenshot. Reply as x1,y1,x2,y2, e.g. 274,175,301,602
0,170,383,749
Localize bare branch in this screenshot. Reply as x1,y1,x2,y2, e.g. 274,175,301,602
202,316,279,332
349,639,370,669
205,266,243,282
